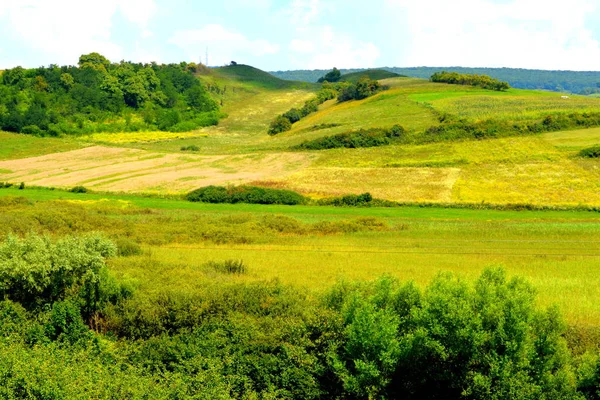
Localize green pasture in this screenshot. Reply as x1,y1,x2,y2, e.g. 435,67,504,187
2,188,600,326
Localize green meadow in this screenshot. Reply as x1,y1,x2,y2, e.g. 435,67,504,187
4,64,600,397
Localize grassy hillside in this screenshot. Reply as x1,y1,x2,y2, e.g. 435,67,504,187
4,69,600,206
271,66,600,94
339,69,402,82
4,63,600,397
211,64,315,90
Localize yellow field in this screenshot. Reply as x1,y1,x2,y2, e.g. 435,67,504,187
0,146,316,193
84,131,208,144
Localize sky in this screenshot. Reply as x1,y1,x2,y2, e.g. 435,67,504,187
1,0,600,71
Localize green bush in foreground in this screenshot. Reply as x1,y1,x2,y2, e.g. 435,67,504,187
186,185,307,205
0,234,130,318
0,229,597,399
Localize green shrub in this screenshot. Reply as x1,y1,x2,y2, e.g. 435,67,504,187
186,185,306,205
0,182,14,189
21,125,43,135
294,125,405,150
431,71,510,91
18,182,25,190
0,233,118,310
325,268,580,399
579,145,600,158
338,76,382,102
70,185,88,193
268,115,292,135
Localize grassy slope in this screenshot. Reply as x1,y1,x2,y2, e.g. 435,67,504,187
0,131,87,161
339,69,402,82
2,187,600,326
4,71,600,205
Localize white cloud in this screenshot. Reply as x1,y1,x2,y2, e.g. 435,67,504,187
384,0,600,70
169,24,279,66
288,26,380,69
0,0,157,66
288,0,321,26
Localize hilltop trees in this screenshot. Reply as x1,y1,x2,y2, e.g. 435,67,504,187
431,71,510,91
318,67,342,83
0,53,222,135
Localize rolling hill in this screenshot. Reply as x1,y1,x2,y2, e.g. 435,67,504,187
3,65,600,207
339,69,402,82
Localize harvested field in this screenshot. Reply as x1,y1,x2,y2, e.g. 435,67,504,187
257,166,461,201
0,146,316,193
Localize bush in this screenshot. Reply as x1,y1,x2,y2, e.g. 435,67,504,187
579,145,600,158
21,125,43,135
431,71,510,91
325,268,580,399
70,185,88,193
186,185,306,205
268,115,292,135
338,76,382,102
0,233,118,310
294,125,405,150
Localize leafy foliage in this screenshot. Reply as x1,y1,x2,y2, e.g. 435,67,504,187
0,233,124,315
579,145,600,158
317,67,342,83
186,185,307,205
431,71,510,91
338,76,383,101
0,53,222,136
294,125,405,150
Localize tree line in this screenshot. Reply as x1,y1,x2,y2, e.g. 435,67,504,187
430,71,510,91
0,53,223,136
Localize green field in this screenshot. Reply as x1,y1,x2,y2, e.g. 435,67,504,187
2,187,600,327
5,65,600,398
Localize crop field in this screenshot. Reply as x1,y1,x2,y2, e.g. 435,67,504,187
0,145,315,193
1,187,600,328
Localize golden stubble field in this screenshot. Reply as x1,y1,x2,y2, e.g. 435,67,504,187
0,146,317,193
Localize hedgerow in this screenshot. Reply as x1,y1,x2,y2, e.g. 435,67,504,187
186,185,307,205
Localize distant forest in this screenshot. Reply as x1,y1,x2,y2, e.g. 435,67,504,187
270,67,600,95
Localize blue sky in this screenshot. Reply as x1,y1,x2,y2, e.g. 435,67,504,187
1,0,600,71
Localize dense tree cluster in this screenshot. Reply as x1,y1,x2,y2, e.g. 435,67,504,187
431,71,510,91
0,52,222,135
338,76,383,101
317,67,342,83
